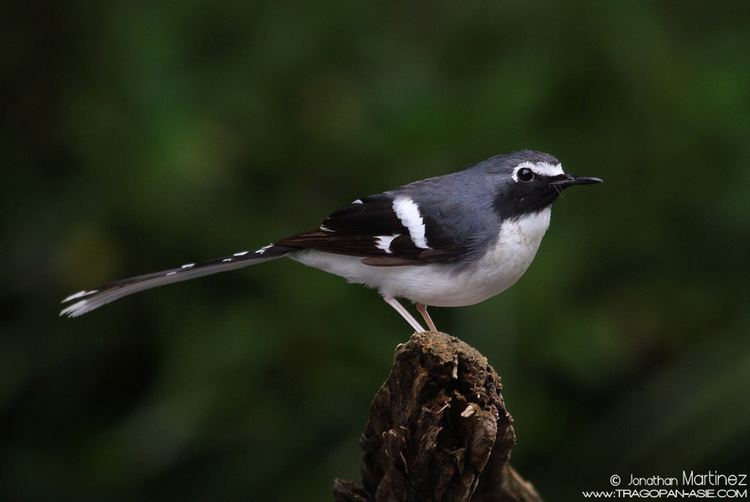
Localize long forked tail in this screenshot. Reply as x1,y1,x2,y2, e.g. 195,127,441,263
60,244,293,318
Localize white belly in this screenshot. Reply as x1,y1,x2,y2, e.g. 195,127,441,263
290,209,551,307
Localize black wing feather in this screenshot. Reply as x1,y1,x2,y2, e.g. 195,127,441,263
320,194,402,234
276,193,469,265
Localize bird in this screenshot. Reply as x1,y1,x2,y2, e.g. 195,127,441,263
60,150,602,332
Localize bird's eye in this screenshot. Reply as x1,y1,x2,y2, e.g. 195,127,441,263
518,168,534,182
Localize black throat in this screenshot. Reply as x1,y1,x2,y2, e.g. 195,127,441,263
492,181,561,221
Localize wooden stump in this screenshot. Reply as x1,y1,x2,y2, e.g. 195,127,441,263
334,332,543,502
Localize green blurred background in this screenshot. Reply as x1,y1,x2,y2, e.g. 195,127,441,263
3,0,750,500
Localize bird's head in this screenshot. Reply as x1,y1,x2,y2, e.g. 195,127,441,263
482,150,602,217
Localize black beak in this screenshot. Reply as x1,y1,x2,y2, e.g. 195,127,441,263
550,175,603,188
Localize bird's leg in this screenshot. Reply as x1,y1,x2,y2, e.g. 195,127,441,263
383,296,426,332
415,303,438,332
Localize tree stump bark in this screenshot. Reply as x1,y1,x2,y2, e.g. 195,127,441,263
333,332,542,502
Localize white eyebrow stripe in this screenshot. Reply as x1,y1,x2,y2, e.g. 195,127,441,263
352,199,363,204
512,161,564,181
375,234,400,254
392,196,430,249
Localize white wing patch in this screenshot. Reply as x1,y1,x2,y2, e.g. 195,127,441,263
512,161,564,182
375,234,400,254
392,196,430,249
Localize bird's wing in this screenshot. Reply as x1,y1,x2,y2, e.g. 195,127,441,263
275,192,473,266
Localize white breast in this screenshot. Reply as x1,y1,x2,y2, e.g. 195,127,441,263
290,209,551,307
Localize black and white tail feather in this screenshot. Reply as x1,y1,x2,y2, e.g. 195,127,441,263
58,190,455,319
59,244,293,317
